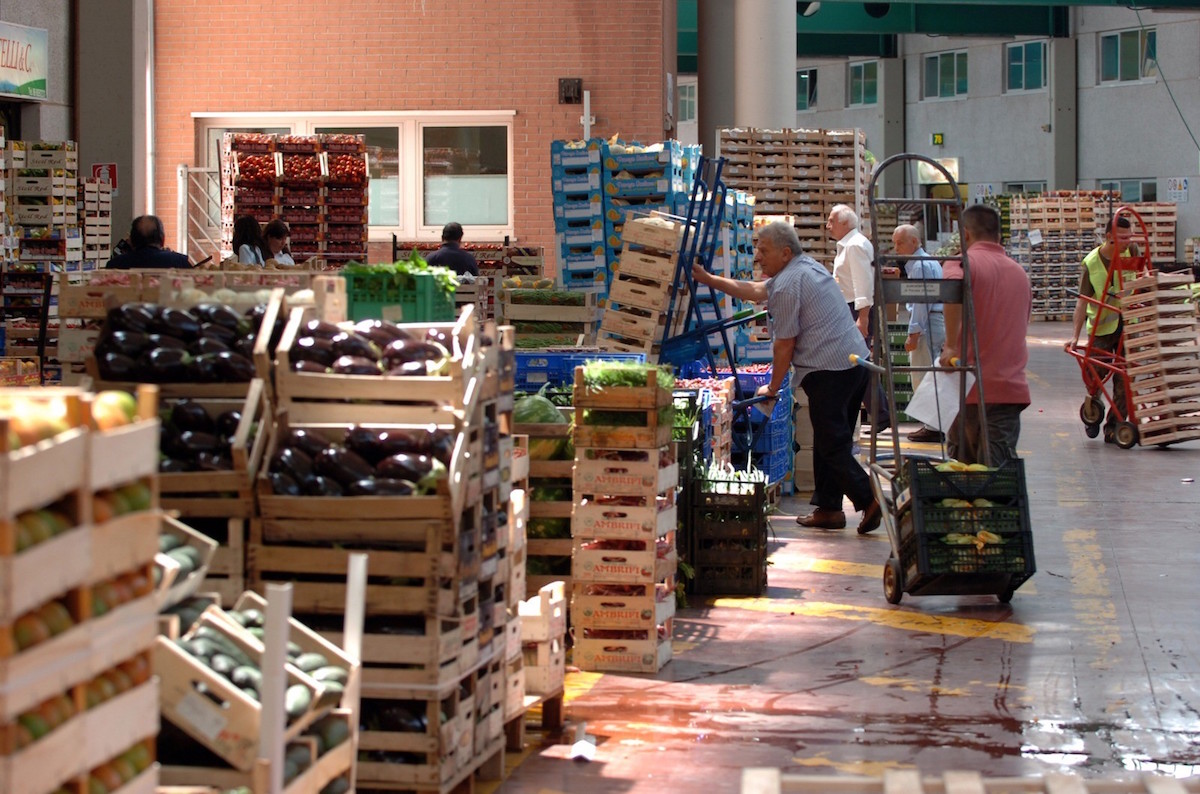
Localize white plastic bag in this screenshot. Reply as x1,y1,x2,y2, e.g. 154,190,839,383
904,370,975,432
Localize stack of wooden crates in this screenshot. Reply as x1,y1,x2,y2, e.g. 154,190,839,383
570,366,676,673
599,215,689,358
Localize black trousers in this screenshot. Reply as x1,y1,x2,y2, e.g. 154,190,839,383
847,302,891,429
801,367,875,512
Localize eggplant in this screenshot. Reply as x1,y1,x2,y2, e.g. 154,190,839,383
158,458,194,473
177,431,223,458
271,447,314,483
345,478,415,497
98,351,138,380
200,322,239,347
425,327,453,350
302,476,344,497
313,447,375,487
303,319,342,340
235,336,256,360
191,336,231,356
140,347,191,382
292,360,329,374
148,333,188,351
170,400,215,434
429,430,455,465
215,410,242,437
385,360,427,378
330,332,381,362
270,472,303,496
190,353,222,383
213,351,256,382
195,451,234,471
344,426,428,464
153,307,201,341
331,356,380,376
290,337,337,367
160,426,190,460
281,429,328,458
107,303,156,334
194,303,246,333
103,330,151,358
380,340,448,372
354,320,413,347
375,453,435,483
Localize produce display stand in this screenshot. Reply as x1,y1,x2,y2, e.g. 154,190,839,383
866,154,1035,606
741,768,1200,794
1,385,162,794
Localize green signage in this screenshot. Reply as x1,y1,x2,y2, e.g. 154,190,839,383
0,22,49,100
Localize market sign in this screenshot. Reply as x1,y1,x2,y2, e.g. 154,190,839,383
0,22,48,100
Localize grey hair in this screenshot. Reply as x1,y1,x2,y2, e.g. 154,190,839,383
894,224,921,245
830,204,859,229
757,220,802,258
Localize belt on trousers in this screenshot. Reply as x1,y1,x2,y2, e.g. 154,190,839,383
929,309,943,314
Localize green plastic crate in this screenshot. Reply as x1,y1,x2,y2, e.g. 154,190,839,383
342,271,456,323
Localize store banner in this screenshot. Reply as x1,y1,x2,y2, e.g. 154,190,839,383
0,21,48,100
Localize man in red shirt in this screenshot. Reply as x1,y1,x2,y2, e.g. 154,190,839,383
939,204,1031,466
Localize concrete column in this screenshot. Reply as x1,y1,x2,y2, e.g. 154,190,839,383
1049,37,1078,191
879,56,906,198
697,0,736,156
732,0,796,129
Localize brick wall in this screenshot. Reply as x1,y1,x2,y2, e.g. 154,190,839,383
153,0,670,272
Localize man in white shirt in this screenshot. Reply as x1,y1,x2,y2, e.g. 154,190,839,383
827,204,890,432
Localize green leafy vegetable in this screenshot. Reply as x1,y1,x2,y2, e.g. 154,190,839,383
581,361,674,391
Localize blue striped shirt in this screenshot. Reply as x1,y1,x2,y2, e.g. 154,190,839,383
766,254,870,384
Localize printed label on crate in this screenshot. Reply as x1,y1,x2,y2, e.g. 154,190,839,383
175,689,228,741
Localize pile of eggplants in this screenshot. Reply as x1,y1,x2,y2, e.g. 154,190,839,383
290,318,454,377
94,302,284,383
159,399,244,473
267,425,453,497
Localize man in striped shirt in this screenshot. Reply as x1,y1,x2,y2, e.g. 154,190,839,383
692,221,882,534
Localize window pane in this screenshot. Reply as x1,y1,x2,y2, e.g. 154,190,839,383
939,55,955,97
925,56,938,98
1119,30,1139,81
1008,61,1023,91
808,70,818,106
314,126,401,227
422,126,509,227
864,72,877,105
1141,180,1157,201
1100,34,1118,82
1143,30,1158,77
956,52,969,94
850,67,863,105
1025,43,1043,89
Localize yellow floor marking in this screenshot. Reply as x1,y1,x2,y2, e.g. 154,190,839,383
805,558,883,578
1063,527,1122,668
564,670,603,704
859,675,971,696
710,597,1034,643
673,640,700,653
790,754,914,776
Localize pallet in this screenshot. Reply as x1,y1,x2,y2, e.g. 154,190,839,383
503,687,565,752
740,768,1200,794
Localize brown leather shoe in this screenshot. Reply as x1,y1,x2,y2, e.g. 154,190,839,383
857,500,882,535
906,427,944,443
797,509,846,529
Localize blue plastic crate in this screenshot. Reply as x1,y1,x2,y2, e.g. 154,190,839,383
601,140,684,173
552,167,602,194
551,139,604,169
515,351,645,389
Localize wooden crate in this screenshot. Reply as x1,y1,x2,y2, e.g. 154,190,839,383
500,290,599,326
597,330,661,358
608,272,675,313
573,365,672,409
616,245,677,283
573,446,678,496
158,514,220,610
621,214,685,253
572,534,677,584
574,492,677,542
740,768,1200,794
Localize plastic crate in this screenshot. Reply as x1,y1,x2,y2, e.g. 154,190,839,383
515,351,644,390
342,270,455,323
691,559,767,595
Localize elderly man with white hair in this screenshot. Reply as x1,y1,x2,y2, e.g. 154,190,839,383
892,224,945,442
827,203,890,433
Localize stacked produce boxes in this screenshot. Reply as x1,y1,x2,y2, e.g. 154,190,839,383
691,465,770,596
551,139,606,293
500,286,599,347
570,364,676,674
600,140,688,288
1,386,162,794
727,370,793,491
518,582,566,701
81,178,113,265
598,214,689,356
886,321,915,424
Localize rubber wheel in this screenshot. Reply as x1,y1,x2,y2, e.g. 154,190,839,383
998,588,1015,604
1115,421,1139,449
1084,423,1100,439
1080,396,1105,426
883,558,904,604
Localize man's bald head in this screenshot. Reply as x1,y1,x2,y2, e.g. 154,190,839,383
130,215,166,250
892,224,922,255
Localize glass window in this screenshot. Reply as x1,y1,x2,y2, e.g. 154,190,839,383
1098,178,1157,202
313,126,401,227
849,61,878,106
678,84,696,123
924,51,968,99
1003,181,1046,194
796,68,817,111
1100,28,1157,83
421,125,509,227
1007,42,1047,91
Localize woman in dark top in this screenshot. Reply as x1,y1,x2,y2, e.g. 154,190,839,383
231,215,268,266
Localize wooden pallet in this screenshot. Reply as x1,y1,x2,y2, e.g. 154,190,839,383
741,768,1200,794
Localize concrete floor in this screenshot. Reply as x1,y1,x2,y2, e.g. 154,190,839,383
496,321,1200,792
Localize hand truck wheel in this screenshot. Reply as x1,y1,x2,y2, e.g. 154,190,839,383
1079,396,1104,426
883,557,904,605
1084,423,1100,439
1114,421,1139,449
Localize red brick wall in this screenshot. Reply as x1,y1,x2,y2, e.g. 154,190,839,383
153,0,670,271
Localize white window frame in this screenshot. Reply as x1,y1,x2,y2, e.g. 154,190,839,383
192,110,516,243
848,60,879,107
922,50,969,100
797,68,818,112
1005,41,1047,93
1099,28,1157,84
677,83,696,124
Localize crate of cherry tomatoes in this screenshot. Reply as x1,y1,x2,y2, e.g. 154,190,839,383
226,132,274,154
230,153,278,188
275,134,320,154
318,133,366,153
325,152,368,187
278,153,324,186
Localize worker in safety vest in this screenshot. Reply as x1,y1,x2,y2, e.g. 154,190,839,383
1069,214,1136,442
